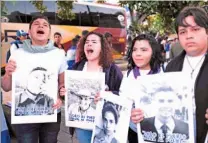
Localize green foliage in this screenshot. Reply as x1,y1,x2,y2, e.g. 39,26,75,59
96,0,106,3
120,1,206,33
30,1,75,20
1,1,8,16
56,1,75,20
30,1,47,14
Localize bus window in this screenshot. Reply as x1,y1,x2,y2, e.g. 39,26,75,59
87,5,100,27
88,5,125,28
80,4,92,26
2,1,26,23
25,1,56,24
55,3,83,26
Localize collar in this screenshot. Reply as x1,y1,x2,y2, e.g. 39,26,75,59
22,39,56,53
19,90,44,104
155,116,175,133
169,50,208,71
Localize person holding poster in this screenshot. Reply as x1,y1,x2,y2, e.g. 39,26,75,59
119,34,164,143
130,6,208,143
165,7,208,143
1,15,67,143
60,31,123,143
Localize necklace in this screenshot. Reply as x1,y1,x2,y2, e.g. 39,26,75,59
186,55,205,78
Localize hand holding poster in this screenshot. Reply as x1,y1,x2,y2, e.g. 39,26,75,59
91,91,133,143
133,72,194,143
65,70,105,130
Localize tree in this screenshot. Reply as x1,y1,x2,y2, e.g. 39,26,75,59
30,1,75,20
120,1,206,33
1,1,7,16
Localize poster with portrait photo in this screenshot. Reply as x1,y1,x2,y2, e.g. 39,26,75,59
65,70,105,130
132,72,194,143
91,91,133,143
11,65,58,124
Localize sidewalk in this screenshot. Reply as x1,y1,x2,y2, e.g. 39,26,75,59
57,107,78,143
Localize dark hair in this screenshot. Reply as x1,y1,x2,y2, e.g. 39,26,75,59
102,102,118,124
54,32,62,37
29,15,51,29
154,86,177,100
127,34,164,72
77,31,113,68
82,30,89,36
72,38,78,46
75,35,81,40
175,7,208,34
31,67,47,73
104,32,112,38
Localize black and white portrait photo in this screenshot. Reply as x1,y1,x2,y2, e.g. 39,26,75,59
91,91,132,143
133,72,194,143
65,70,105,129
68,89,95,121
12,65,58,124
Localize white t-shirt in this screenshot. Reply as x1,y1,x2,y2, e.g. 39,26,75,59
10,48,68,113
182,54,205,142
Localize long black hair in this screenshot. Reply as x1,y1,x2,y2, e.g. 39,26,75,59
127,34,164,72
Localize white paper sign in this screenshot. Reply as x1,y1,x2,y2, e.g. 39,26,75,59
91,91,133,143
133,72,194,143
65,70,105,130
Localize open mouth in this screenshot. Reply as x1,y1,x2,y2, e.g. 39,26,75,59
37,30,45,35
87,49,94,54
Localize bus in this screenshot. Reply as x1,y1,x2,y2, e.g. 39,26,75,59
1,1,127,74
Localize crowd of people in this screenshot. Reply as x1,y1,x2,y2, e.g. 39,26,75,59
1,6,208,143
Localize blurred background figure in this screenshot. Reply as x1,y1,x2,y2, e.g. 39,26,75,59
169,39,183,60
6,30,28,63
82,30,89,38
67,37,78,69
104,32,113,48
54,32,64,50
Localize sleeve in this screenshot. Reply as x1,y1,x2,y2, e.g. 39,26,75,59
119,72,128,95
108,64,123,95
59,51,68,74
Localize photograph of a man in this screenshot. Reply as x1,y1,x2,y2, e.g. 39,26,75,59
68,88,94,121
15,67,54,116
93,102,120,143
140,86,189,143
